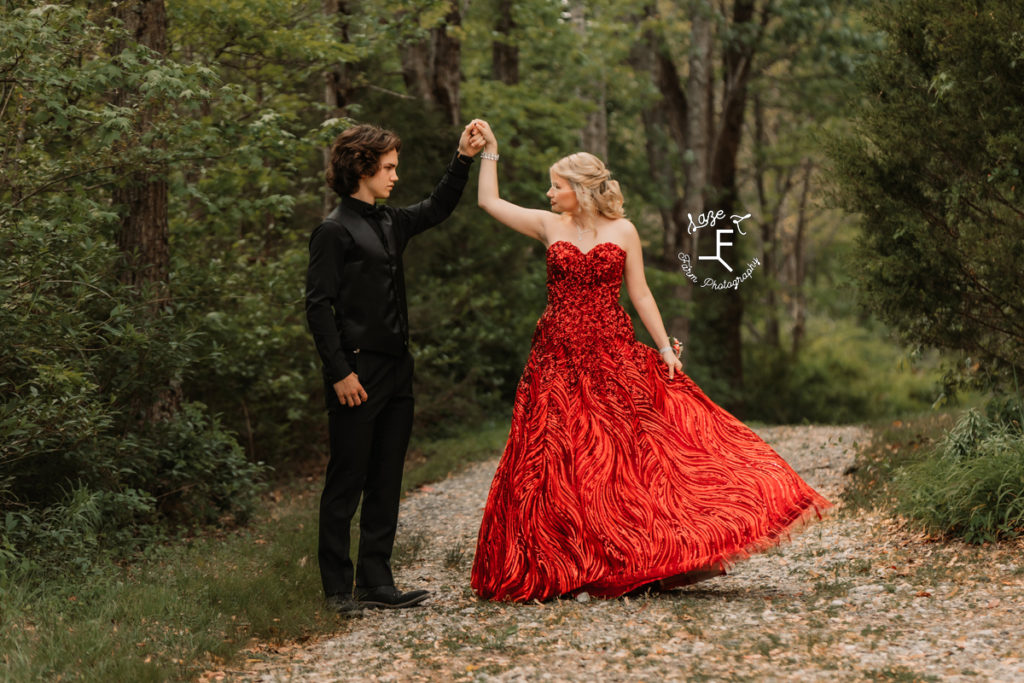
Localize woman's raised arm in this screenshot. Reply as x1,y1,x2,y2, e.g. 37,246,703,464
472,119,550,242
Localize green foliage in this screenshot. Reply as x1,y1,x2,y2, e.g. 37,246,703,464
0,423,504,682
163,0,365,463
841,410,957,512
741,319,943,424
829,0,1024,391
343,24,585,434
0,496,326,682
0,3,267,575
174,244,321,464
404,421,509,487
0,211,262,575
407,238,542,434
892,397,1024,543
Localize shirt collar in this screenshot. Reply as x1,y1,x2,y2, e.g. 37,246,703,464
342,194,385,218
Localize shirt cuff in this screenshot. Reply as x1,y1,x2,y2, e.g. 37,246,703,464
327,351,352,384
450,151,474,176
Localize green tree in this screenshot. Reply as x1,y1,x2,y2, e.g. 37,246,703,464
605,0,874,407
164,0,357,462
830,0,1024,392
0,3,264,573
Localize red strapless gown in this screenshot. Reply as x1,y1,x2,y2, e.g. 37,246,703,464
470,241,831,602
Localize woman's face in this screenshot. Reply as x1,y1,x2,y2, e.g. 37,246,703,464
547,172,578,214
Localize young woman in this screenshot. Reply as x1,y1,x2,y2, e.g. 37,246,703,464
468,120,830,602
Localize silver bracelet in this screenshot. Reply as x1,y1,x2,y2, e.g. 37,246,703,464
480,152,500,161
659,346,672,354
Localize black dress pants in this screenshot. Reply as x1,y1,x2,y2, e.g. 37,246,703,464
318,350,414,597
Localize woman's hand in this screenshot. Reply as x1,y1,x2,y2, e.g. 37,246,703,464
661,348,683,379
470,119,498,154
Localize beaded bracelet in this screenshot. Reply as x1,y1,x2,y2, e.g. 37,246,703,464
480,152,500,161
659,337,684,358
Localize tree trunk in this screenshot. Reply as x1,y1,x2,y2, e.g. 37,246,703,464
669,0,713,349
639,106,677,257
791,161,813,357
323,0,354,214
115,180,170,290
111,0,179,422
399,5,461,126
492,0,518,85
753,94,778,349
629,21,679,263
651,47,689,264
698,0,764,400
112,0,170,295
632,3,709,347
753,92,798,351
580,79,608,161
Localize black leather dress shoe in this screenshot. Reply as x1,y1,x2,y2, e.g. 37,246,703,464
355,585,430,609
325,594,364,617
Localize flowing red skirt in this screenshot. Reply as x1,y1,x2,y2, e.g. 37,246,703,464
470,339,831,603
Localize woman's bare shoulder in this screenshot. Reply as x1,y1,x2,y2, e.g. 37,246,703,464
606,217,639,244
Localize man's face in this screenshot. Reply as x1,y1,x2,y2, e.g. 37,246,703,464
360,149,399,200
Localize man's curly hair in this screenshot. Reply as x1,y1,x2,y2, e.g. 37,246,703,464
326,124,402,197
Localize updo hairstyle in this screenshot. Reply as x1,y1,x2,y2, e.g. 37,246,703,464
549,152,625,220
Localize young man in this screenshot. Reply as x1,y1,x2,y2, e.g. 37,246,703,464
306,122,483,616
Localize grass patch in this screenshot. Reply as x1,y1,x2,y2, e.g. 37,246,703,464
840,410,959,511
842,396,1024,543
0,420,508,682
402,421,509,490
444,543,468,570
864,665,939,682
891,401,1024,543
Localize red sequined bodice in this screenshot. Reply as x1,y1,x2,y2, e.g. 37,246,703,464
533,241,634,355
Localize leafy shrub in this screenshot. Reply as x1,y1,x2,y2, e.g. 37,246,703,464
406,225,545,437
739,319,941,424
0,5,266,576
174,244,324,466
829,0,1024,392
0,213,264,574
892,396,1024,543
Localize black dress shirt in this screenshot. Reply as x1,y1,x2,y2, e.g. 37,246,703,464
305,152,473,388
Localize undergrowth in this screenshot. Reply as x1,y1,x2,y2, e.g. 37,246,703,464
0,421,508,682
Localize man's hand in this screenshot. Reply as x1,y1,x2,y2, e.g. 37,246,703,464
334,372,368,407
458,120,486,157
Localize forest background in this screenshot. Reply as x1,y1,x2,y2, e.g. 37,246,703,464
2,0,1021,583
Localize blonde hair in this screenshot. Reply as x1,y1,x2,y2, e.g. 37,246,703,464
550,152,625,222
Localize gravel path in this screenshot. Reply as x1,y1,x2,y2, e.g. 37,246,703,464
225,425,1024,682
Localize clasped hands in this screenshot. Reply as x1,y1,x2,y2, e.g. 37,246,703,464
458,119,489,158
